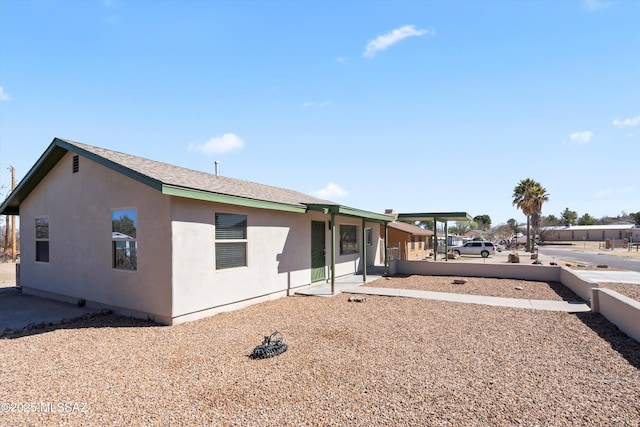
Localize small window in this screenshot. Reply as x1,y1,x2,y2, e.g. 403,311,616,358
340,224,358,255
365,228,372,246
72,155,79,173
215,213,247,270
35,217,49,262
411,236,415,250
112,209,137,270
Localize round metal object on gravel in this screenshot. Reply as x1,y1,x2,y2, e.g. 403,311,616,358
250,331,288,359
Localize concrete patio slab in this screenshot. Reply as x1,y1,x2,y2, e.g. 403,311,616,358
0,288,101,333
341,286,591,313
571,270,640,285
295,274,384,297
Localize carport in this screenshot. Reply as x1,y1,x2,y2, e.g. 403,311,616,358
395,212,473,261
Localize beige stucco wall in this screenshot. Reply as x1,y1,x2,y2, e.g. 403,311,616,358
18,151,384,325
19,152,173,321
169,199,377,322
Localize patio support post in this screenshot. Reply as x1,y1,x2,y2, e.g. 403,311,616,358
433,218,438,261
362,218,367,283
331,213,336,295
384,223,389,274
444,221,449,261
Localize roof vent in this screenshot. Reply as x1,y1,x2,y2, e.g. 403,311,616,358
214,161,220,176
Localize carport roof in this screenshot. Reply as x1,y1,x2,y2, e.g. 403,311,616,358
396,212,473,222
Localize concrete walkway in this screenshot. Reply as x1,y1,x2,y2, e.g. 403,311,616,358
342,286,591,313
296,274,384,296
297,274,591,313
570,270,640,285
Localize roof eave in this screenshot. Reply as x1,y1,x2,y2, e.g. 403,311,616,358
0,140,67,215
306,204,395,222
162,185,308,213
397,212,473,222
0,138,165,215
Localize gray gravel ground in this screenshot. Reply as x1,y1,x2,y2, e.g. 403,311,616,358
1,275,639,426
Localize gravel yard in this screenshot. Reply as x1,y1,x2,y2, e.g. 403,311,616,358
2,277,639,426
599,282,640,303
364,275,580,301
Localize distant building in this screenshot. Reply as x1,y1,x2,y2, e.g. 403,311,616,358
539,224,639,242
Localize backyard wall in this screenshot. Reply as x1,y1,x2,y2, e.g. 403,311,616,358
396,260,560,282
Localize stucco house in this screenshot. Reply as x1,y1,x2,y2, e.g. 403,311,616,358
0,138,394,325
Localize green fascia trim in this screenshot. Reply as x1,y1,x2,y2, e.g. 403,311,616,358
397,212,473,222
0,138,165,215
162,185,307,213
55,138,164,192
306,204,395,222
0,141,68,215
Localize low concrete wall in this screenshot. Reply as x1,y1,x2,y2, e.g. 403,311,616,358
592,289,640,343
396,260,561,282
559,267,599,303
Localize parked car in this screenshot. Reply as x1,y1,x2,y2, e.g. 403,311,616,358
451,241,497,258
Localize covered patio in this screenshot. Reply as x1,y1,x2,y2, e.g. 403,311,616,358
396,212,473,261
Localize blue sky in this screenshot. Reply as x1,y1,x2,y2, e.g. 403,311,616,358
1,0,638,226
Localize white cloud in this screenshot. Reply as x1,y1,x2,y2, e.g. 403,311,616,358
584,0,612,11
569,131,594,144
313,182,348,199
336,57,346,63
593,188,613,198
0,86,11,101
621,186,634,194
189,133,244,155
613,115,640,127
303,101,330,108
363,25,432,59
594,186,634,198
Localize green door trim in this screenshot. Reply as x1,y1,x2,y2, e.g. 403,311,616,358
311,221,326,282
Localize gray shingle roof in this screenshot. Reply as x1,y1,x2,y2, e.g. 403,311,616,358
61,139,335,208
2,137,393,222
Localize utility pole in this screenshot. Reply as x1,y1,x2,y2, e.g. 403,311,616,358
3,212,7,260
10,166,16,262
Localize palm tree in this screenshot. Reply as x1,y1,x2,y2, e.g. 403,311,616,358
512,178,549,251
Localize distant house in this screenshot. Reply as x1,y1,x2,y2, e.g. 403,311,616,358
0,138,394,325
540,224,639,242
384,221,433,260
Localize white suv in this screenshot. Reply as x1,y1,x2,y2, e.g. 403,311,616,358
451,241,496,258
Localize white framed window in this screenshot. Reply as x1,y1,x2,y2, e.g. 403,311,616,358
215,212,247,270
35,216,49,263
112,209,137,270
